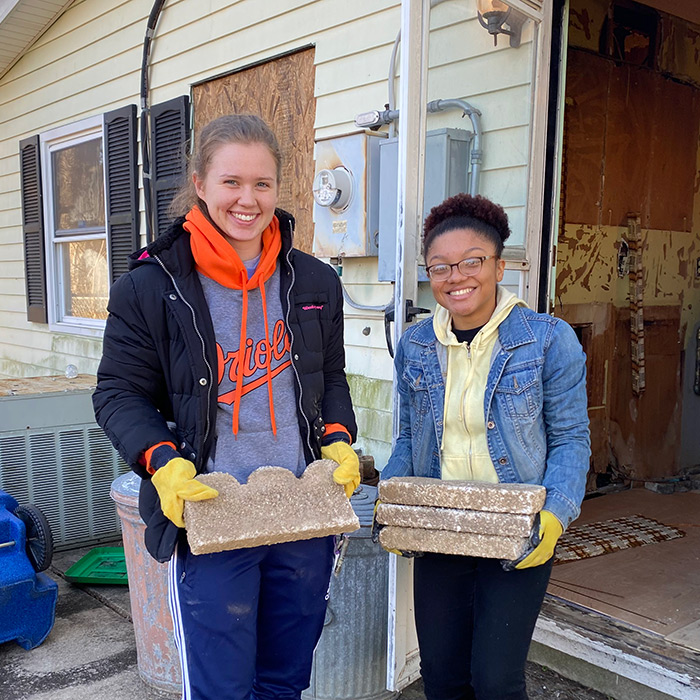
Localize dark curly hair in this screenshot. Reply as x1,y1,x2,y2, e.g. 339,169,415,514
423,193,511,258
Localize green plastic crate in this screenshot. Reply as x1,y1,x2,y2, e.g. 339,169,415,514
64,546,128,585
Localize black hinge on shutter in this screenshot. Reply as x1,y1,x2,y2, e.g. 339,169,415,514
150,95,190,238
19,135,48,324
104,105,140,283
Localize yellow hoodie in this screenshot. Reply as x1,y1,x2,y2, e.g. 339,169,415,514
434,286,527,482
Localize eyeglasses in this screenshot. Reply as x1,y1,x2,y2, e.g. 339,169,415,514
425,255,497,281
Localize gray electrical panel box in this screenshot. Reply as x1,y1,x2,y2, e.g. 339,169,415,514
377,128,473,281
312,131,385,258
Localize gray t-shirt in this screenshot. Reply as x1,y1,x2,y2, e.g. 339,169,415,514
199,262,306,482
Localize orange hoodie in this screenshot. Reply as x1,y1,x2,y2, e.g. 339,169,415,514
184,206,281,437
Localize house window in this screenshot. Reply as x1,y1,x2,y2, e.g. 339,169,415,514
21,105,144,329
42,119,109,331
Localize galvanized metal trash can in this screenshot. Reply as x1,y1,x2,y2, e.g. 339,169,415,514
111,473,181,697
113,475,395,699
303,484,397,700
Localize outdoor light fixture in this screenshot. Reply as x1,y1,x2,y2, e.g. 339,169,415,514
476,0,525,48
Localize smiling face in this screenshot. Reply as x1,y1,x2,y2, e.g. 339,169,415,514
426,227,506,330
193,141,279,260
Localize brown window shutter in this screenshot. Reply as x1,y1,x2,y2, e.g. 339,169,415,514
150,95,190,238
20,135,47,324
105,105,140,283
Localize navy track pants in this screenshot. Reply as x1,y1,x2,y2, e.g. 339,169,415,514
168,535,334,700
414,553,553,700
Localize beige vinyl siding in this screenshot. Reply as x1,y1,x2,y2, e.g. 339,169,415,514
1,0,401,377
0,0,545,473
334,6,539,462
0,0,146,377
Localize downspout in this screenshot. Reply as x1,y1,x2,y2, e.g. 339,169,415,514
140,0,168,244
386,0,430,688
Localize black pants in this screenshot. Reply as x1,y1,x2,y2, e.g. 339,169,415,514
413,553,552,700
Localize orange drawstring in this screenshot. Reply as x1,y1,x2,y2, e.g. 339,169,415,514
259,278,277,436
231,269,248,437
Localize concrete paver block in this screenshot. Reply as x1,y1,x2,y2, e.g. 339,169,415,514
379,526,530,560
378,477,546,514
376,502,535,536
184,460,359,554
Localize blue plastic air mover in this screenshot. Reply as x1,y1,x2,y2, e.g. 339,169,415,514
0,490,58,650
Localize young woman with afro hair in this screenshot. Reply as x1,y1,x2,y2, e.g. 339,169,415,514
381,193,590,700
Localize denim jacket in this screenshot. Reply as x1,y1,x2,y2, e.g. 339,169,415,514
381,304,591,530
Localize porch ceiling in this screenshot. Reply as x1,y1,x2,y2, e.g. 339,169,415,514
0,0,72,80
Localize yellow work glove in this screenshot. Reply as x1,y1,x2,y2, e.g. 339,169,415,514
321,442,361,498
151,458,219,528
515,510,563,569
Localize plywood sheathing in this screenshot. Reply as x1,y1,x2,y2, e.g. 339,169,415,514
379,526,531,561
555,9,700,480
376,503,535,537
610,305,682,479
658,15,700,86
570,1,700,86
378,477,546,514
192,47,316,254
563,49,700,232
557,302,682,481
184,460,359,555
568,0,609,54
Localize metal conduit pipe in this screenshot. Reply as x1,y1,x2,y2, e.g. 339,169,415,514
140,0,168,243
341,281,391,313
427,98,483,195
387,32,401,139
359,97,483,196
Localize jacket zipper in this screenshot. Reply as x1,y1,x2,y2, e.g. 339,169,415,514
461,342,474,474
283,221,315,458
153,255,213,454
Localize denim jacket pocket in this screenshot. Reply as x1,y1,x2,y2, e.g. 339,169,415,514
509,416,547,481
402,362,431,425
494,367,542,419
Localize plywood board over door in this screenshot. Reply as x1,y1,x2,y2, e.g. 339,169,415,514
192,47,316,254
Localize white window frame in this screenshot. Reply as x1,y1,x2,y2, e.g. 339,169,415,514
40,115,110,337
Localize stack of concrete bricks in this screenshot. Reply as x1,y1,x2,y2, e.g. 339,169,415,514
184,459,359,554
376,477,546,560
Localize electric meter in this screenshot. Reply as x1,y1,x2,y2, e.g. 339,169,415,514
312,167,353,211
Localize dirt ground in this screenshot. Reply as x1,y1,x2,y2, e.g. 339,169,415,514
398,662,610,699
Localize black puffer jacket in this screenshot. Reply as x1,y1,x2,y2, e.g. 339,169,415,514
93,210,356,561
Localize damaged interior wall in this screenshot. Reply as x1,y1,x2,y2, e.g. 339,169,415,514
557,0,700,483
